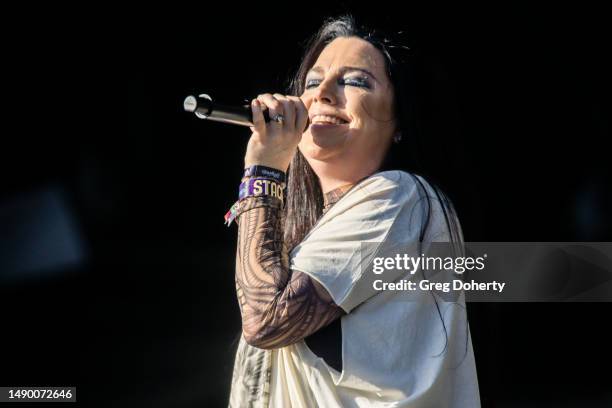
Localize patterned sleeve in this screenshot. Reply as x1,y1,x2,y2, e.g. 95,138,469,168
233,192,345,350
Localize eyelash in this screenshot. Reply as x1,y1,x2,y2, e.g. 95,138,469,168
304,77,370,89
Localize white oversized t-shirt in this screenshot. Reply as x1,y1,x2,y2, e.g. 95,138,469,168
229,170,481,408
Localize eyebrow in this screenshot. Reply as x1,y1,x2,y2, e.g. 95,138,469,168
306,65,379,83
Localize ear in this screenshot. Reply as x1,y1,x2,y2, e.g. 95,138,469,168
393,130,402,144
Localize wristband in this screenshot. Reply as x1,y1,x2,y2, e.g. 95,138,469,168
238,177,284,202
243,165,286,184
224,194,283,227
224,176,285,227
224,200,241,226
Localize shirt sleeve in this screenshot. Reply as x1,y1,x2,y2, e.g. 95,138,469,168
289,171,441,313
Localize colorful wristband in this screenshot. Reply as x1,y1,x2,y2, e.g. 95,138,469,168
224,200,241,226
238,177,284,202
224,194,283,227
243,165,286,184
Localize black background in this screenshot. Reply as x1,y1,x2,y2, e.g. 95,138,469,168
1,3,611,407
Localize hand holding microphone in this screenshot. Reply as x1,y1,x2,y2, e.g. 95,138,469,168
244,93,309,173
184,92,309,173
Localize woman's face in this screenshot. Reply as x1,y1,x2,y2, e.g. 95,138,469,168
299,36,396,166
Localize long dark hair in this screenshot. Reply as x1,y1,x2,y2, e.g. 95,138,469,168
283,14,468,359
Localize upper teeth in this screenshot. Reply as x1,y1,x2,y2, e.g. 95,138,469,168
312,115,346,125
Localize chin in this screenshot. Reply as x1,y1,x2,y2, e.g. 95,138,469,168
299,131,345,162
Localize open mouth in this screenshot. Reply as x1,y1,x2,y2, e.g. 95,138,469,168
310,114,349,126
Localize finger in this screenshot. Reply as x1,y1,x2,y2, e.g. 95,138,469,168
273,94,295,130
257,93,284,125
288,96,308,132
250,99,266,135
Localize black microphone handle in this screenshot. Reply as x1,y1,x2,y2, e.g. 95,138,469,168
184,94,271,126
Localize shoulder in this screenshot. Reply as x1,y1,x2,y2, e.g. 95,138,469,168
315,170,446,229
320,170,430,225
353,170,436,202
364,170,461,237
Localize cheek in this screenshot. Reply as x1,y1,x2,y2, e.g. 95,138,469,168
345,93,368,126
348,94,393,129
301,93,314,109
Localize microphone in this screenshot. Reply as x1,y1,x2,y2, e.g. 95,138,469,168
183,93,309,128
184,94,267,126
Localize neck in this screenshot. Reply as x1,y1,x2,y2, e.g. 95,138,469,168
310,158,380,194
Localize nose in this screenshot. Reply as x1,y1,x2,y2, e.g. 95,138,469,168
312,77,337,105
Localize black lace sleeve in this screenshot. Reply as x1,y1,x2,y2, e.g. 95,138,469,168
234,194,345,350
